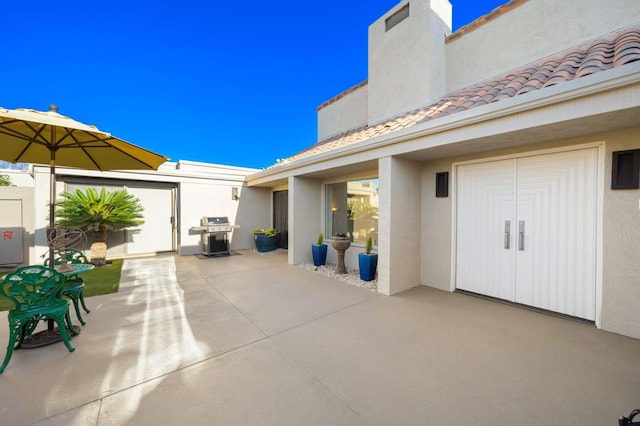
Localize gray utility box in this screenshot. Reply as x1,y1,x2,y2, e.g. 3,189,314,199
0,227,23,266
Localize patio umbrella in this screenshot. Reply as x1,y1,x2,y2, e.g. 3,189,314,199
0,104,169,265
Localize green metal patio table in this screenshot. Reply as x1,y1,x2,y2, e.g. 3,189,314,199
56,263,95,325
20,263,95,348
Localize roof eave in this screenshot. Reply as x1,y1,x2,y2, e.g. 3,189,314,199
247,63,640,186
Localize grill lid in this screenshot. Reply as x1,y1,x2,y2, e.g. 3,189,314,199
202,216,230,226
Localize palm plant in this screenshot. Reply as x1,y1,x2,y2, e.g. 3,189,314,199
55,188,144,266
347,198,378,242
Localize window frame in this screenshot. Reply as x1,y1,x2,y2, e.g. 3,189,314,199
325,178,379,247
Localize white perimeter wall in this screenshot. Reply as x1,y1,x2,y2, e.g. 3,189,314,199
0,186,35,269
179,183,271,255
31,160,266,263
0,169,34,187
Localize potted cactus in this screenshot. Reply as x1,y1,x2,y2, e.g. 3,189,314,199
311,233,327,266
358,236,378,281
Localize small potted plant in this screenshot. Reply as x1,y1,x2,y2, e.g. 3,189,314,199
253,227,281,253
311,233,327,266
358,236,378,281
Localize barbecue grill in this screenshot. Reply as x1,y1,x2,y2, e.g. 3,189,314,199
194,216,236,256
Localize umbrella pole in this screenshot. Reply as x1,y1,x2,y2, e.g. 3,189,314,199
49,145,56,269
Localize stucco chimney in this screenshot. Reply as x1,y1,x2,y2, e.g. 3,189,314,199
367,0,452,125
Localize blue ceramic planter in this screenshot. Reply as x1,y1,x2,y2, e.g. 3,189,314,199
254,233,281,252
358,253,378,281
312,244,328,266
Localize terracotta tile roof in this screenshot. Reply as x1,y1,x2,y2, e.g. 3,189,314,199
278,24,640,167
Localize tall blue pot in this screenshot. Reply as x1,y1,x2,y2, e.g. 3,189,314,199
312,244,328,266
358,253,378,281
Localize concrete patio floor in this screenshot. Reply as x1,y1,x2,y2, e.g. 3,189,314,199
0,250,639,425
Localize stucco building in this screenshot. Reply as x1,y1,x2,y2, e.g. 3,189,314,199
1,0,638,340
246,0,640,339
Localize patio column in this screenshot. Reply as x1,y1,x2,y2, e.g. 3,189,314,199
289,176,322,265
377,156,422,295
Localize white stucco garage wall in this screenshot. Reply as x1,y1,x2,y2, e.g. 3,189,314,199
30,160,262,263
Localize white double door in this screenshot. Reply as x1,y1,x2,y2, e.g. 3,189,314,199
455,148,598,320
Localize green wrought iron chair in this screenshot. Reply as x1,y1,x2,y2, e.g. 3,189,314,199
44,248,91,325
0,265,76,374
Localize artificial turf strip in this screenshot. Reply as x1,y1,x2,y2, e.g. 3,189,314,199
82,258,124,297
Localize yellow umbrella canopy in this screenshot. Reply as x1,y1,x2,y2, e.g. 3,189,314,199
0,105,169,263
0,105,168,170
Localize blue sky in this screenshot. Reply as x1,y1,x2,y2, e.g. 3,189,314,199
2,0,506,170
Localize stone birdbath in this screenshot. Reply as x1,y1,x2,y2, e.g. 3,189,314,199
331,234,351,274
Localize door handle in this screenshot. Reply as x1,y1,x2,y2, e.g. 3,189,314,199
518,221,525,251
504,220,511,249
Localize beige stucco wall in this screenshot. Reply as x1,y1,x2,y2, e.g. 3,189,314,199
368,0,452,125
419,128,640,338
289,176,323,265
379,156,422,295
446,0,640,92
317,84,368,142
601,130,640,339
421,159,453,290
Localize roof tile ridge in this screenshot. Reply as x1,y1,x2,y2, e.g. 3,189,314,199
446,0,528,43
316,80,368,112
612,24,640,67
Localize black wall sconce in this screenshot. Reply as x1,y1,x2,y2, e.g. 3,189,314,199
436,172,449,197
611,149,640,189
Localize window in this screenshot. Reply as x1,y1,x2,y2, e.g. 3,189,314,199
385,4,410,32
326,179,379,245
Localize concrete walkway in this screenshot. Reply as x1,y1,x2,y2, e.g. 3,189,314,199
0,250,639,425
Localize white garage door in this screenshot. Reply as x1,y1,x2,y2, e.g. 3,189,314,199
125,186,175,255
65,182,176,256
456,148,598,320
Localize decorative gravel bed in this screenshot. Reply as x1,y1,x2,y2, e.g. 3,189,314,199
252,248,377,291
297,263,378,291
